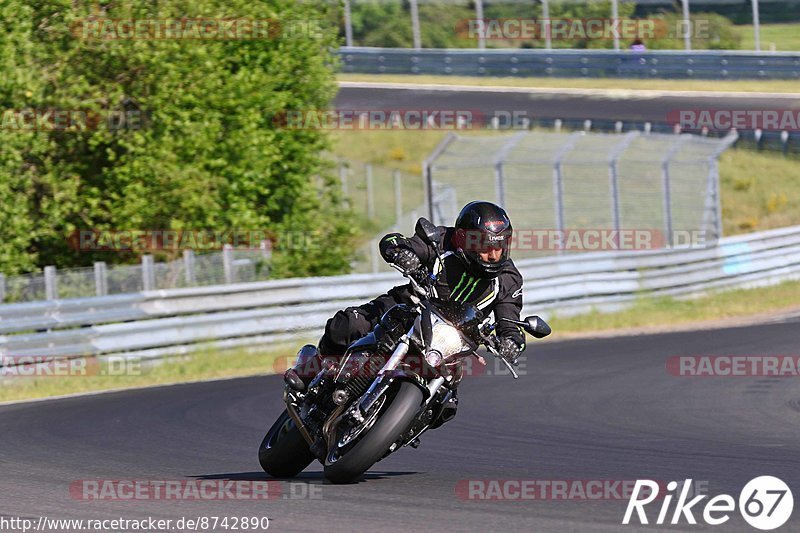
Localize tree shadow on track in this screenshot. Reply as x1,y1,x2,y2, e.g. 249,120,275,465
191,471,418,483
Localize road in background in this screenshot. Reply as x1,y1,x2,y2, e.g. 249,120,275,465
336,83,800,127
2,318,800,532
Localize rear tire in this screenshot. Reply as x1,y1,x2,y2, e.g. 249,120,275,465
324,380,423,484
258,410,316,478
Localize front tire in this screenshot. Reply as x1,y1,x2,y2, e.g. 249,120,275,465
324,380,424,484
258,410,316,478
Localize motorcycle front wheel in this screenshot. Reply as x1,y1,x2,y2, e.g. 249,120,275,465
323,380,424,484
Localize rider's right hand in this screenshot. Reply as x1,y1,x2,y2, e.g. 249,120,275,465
387,248,422,274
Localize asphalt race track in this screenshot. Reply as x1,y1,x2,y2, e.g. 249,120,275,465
2,318,800,533
335,84,800,126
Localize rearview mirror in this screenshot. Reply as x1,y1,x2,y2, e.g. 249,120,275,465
523,316,551,338
498,315,551,338
415,217,440,246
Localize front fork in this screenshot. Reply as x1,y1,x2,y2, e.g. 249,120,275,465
357,326,445,418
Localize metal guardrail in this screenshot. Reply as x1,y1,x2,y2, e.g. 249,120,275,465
338,47,800,80
2,225,800,364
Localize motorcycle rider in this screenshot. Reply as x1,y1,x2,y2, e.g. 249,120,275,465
285,201,527,410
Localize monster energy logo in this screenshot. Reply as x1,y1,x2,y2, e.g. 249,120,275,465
450,272,480,302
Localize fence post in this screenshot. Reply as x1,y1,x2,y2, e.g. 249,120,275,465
393,170,403,231
141,255,155,291
183,249,196,285
44,265,58,300
681,0,691,51
370,238,380,273
494,163,506,207
409,0,421,49
541,0,552,50
661,161,674,247
343,0,353,47
339,161,349,202
475,0,485,50
366,163,375,219
94,261,108,296
222,244,234,284
0,273,6,303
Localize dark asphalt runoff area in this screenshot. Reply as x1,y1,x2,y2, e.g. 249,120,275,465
335,85,800,125
2,316,800,532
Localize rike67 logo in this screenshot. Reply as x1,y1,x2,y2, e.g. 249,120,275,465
623,476,793,530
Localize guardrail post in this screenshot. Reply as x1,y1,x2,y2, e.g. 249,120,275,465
94,261,108,296
366,163,375,219
44,266,58,300
183,249,196,285
394,170,403,231
0,273,6,302
222,244,234,284
142,255,155,291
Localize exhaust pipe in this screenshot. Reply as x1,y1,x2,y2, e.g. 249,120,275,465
283,390,315,446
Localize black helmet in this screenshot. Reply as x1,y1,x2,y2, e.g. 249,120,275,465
452,201,513,279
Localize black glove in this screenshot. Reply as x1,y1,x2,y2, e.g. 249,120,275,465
387,248,421,273
498,336,523,366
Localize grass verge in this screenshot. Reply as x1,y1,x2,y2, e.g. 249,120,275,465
549,278,800,336
339,73,800,94
0,340,309,403
737,23,800,52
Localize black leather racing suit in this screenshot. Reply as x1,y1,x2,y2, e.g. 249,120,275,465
318,224,526,358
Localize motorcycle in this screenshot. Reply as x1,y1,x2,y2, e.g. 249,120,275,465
258,218,551,484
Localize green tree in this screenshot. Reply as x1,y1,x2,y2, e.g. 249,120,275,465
0,0,356,278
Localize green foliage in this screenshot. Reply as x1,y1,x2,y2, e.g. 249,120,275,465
340,0,743,50
646,12,742,50
0,0,357,277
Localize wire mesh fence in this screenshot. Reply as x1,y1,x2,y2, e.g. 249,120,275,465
0,248,272,304
424,129,737,259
